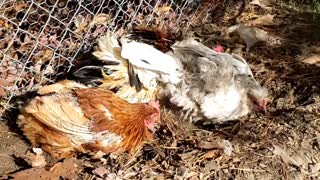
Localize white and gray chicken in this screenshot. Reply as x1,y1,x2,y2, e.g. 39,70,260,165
164,38,268,124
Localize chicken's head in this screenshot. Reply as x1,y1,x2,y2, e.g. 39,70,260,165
144,100,161,132
236,74,268,113
247,86,268,113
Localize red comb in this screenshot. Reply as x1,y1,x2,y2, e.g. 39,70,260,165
148,100,160,111
212,45,224,53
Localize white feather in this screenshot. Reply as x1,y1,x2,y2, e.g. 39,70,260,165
120,38,179,75
93,33,122,63
134,67,158,89
200,85,242,120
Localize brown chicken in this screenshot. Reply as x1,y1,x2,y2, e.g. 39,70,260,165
17,80,160,159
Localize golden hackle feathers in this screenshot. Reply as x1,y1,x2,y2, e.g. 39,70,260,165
18,80,160,159
97,65,158,103
92,32,161,103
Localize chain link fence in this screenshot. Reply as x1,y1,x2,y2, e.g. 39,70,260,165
0,0,213,116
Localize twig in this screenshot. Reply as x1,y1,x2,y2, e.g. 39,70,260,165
230,168,266,172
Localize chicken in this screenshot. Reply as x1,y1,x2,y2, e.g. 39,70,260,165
164,38,268,123
86,31,181,103
17,80,161,159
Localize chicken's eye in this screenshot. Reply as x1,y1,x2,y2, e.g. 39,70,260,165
252,99,260,106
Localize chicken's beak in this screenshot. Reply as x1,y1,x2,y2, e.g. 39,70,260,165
260,98,267,114
261,106,267,114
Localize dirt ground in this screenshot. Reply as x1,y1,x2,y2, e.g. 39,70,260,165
0,0,320,179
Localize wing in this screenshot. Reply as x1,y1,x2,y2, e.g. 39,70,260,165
22,93,94,139
230,53,254,77
120,36,179,75
170,38,235,92
171,37,253,76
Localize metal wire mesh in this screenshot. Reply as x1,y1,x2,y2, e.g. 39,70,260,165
0,0,211,115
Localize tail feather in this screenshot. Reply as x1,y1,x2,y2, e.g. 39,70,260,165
126,27,177,53
92,32,124,64
128,62,143,92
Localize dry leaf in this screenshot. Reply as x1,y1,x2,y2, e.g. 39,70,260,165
250,0,272,10
310,163,320,174
197,140,219,149
0,88,5,97
184,171,198,179
74,15,86,28
43,64,54,75
89,13,112,27
26,77,35,92
5,74,17,83
74,15,91,34
232,47,244,56
237,24,268,51
179,150,198,161
123,172,138,179
0,82,6,97
155,5,172,16
24,34,32,43
12,53,19,61
43,49,53,60
0,79,9,87
34,62,42,74
218,140,233,156
203,150,220,159
14,2,27,11
272,145,302,167
248,14,274,26
92,167,110,178
10,158,77,180
298,54,320,65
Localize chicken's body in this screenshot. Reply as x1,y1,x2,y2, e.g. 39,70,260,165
18,80,160,159
164,38,268,123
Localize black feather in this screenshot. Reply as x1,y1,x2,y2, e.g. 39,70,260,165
128,62,143,92
68,66,110,86
126,27,178,52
